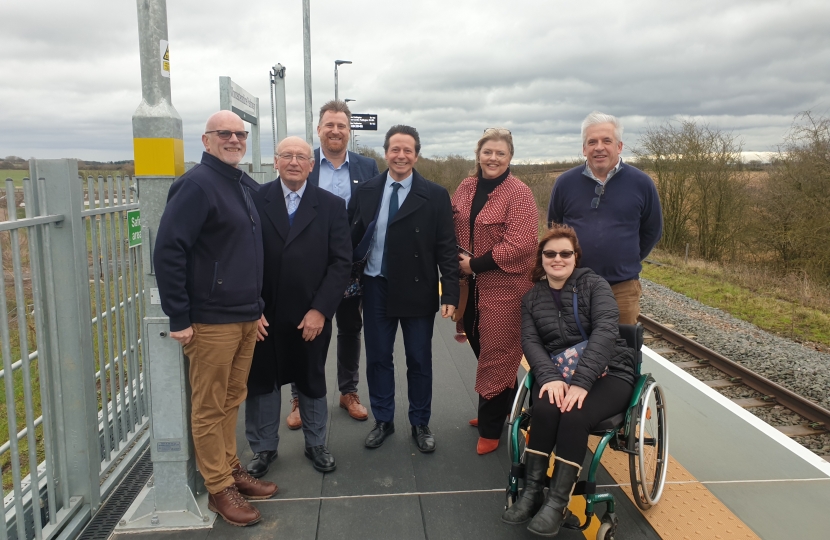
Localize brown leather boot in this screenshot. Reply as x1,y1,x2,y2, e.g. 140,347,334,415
286,398,302,430
232,466,278,500
208,485,261,527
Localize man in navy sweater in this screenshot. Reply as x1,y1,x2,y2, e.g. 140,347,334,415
154,111,277,527
547,111,662,324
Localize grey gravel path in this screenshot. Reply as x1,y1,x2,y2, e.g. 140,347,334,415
640,278,830,411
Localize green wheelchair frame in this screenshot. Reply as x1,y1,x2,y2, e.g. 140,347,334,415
505,323,669,540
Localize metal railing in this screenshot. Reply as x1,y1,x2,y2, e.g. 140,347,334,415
0,160,148,540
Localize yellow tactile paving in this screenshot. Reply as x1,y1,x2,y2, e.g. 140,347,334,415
587,436,760,539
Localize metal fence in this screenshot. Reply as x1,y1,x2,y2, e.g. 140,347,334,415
0,160,148,540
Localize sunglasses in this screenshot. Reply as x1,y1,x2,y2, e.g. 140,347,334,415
542,249,575,259
591,183,605,209
483,127,512,135
205,130,249,141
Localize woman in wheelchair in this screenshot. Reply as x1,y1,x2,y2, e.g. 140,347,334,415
501,225,636,537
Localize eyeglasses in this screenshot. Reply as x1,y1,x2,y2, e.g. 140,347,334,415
542,249,575,259
483,127,512,135
277,154,312,163
205,130,249,141
591,183,605,209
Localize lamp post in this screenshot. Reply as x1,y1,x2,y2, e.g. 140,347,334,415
345,98,356,151
334,59,352,102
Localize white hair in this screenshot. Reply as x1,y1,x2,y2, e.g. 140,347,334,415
581,112,623,144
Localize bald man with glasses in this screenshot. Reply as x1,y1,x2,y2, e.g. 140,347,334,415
155,111,277,527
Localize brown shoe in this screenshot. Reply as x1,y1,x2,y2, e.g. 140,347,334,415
232,466,278,500
286,397,302,430
208,485,261,527
339,392,369,421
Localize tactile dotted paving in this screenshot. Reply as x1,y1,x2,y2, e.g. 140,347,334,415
586,436,760,539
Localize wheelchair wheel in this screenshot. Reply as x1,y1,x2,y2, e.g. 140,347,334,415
628,379,668,510
507,373,532,464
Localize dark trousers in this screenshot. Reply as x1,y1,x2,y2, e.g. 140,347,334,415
463,278,516,439
291,295,363,400
245,382,328,452
335,295,363,395
363,275,434,426
527,375,633,463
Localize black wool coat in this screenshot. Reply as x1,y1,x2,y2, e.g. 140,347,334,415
348,170,460,316
521,267,636,391
247,180,352,399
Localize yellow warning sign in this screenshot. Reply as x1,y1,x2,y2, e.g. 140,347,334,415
160,39,170,78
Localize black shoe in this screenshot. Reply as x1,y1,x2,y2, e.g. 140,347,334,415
246,450,277,479
411,425,436,453
304,445,336,473
365,421,395,448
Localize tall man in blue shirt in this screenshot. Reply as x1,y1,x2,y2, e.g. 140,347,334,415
349,125,459,452
547,111,662,324
272,102,380,441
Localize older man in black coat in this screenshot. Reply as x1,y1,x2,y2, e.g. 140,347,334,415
244,136,351,476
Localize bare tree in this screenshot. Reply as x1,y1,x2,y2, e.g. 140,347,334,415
754,112,830,281
635,120,746,261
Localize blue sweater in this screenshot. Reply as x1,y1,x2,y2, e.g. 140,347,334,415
154,152,264,331
547,163,662,284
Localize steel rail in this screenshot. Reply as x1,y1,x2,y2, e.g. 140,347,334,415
638,314,830,428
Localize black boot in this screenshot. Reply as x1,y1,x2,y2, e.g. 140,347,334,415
527,456,582,537
501,450,550,525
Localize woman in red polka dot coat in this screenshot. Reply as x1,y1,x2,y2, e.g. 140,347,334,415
451,128,538,455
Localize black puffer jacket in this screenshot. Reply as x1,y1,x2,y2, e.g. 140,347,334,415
521,267,636,391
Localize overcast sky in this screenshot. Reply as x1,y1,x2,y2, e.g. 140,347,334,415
1,0,829,164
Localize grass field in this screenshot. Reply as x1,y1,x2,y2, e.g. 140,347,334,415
0,170,28,187
643,249,830,349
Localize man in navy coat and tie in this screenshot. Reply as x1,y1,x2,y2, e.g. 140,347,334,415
244,136,352,475
349,125,459,452
279,101,380,436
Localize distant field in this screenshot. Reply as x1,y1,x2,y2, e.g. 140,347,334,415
0,170,28,187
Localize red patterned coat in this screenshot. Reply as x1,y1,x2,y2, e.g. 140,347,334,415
451,174,538,399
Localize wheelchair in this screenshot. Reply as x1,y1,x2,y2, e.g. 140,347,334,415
505,323,668,540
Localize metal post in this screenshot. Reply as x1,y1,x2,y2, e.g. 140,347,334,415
119,0,213,530
302,0,313,145
252,97,261,173
28,159,93,523
271,64,288,147
345,98,356,152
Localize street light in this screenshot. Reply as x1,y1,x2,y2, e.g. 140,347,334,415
334,59,352,102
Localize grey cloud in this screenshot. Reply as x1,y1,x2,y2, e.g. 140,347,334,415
1,0,828,163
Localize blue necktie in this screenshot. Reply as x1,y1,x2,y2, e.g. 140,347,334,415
380,182,401,277
287,192,299,226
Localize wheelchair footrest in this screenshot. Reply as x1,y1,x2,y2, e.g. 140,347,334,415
572,480,596,496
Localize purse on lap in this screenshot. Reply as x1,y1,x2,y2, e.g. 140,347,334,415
549,288,607,383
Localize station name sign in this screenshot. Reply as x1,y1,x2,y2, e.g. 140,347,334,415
231,81,258,125
351,114,378,131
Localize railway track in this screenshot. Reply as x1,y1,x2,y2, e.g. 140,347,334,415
638,313,830,460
